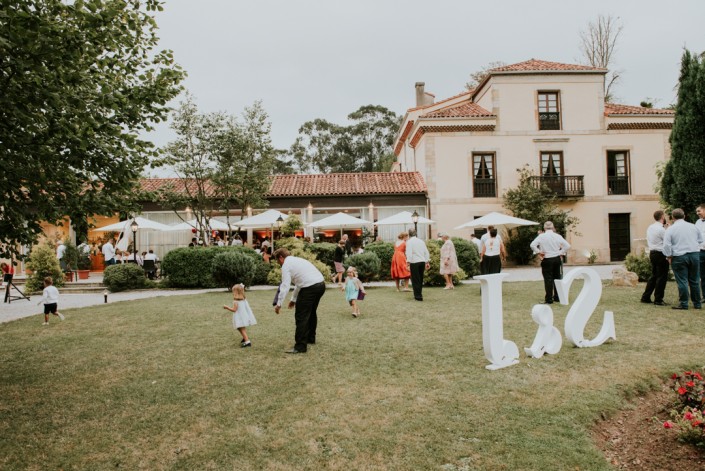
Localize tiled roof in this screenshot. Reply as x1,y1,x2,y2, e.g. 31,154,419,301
421,102,495,119
140,173,428,199
394,120,415,155
268,172,427,197
604,103,675,116
409,125,495,148
607,122,673,130
490,59,607,73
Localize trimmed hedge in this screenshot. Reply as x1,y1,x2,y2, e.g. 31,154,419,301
363,242,394,279
452,237,480,278
103,263,147,292
162,246,263,288
305,241,336,269
424,240,467,286
344,252,381,282
211,252,255,288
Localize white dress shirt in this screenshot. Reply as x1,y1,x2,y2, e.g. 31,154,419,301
102,242,115,261
56,244,66,260
663,219,703,257
646,221,666,252
276,256,324,306
695,218,705,250
405,237,430,263
530,230,571,258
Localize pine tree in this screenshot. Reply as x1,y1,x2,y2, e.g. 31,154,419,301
660,50,705,217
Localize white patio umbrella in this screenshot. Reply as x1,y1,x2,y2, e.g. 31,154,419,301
454,212,539,230
166,218,231,232
235,209,290,243
91,217,172,253
374,211,434,226
308,212,372,238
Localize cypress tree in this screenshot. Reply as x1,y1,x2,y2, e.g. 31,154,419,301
660,50,705,217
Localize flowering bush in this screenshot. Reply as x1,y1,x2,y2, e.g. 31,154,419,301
663,369,705,448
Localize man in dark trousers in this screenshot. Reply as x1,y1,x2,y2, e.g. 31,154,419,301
664,208,703,310
273,248,326,354
530,221,571,304
405,229,430,301
641,210,670,305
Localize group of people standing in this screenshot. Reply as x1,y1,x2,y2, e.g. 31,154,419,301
641,207,705,310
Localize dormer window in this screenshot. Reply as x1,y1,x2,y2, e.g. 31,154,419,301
538,92,561,130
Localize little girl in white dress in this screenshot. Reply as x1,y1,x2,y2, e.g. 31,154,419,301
223,284,257,347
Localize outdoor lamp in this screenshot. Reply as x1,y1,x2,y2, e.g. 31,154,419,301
276,215,284,238
130,219,138,261
412,210,419,234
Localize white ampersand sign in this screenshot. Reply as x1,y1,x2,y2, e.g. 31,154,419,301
524,304,563,358
475,273,520,370
554,267,616,348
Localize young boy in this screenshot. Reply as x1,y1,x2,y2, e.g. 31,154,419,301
37,276,64,325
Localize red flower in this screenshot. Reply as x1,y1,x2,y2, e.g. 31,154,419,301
686,381,695,387
694,372,703,380
692,420,703,427
685,371,692,376
685,411,694,420
678,387,687,395
672,373,679,380
663,421,674,429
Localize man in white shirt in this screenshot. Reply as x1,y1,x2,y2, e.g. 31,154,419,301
469,234,483,254
695,204,705,302
273,248,326,354
641,210,670,305
530,221,571,304
405,229,430,301
663,208,703,310
144,249,159,262
102,238,116,266
56,240,66,270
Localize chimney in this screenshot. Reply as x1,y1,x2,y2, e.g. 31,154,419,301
415,82,434,107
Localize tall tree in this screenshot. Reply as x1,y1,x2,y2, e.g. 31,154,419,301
578,14,623,102
290,105,400,173
660,50,705,217
0,0,184,259
503,166,580,264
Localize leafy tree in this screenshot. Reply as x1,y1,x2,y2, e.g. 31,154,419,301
578,14,623,102
290,105,400,173
502,166,580,264
280,214,303,238
660,50,705,217
465,61,507,90
0,0,184,259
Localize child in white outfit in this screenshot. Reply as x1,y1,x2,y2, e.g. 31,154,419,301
37,276,64,325
223,284,257,347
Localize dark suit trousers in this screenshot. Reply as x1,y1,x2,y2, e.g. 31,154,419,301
409,262,426,300
641,250,669,303
293,282,326,352
541,256,562,303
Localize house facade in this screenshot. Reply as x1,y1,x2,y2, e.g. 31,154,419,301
393,59,675,263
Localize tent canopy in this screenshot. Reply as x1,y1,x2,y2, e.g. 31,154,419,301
167,218,231,232
235,209,289,229
308,212,371,229
454,212,539,230
91,216,171,232
374,211,434,226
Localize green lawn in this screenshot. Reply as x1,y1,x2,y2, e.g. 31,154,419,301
1,280,703,470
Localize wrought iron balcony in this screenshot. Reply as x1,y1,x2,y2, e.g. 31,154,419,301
473,178,497,198
539,112,560,130
607,176,630,195
529,175,584,198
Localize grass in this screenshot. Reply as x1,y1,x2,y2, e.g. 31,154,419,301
1,280,704,470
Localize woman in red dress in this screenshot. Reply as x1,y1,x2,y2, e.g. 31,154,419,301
390,232,411,291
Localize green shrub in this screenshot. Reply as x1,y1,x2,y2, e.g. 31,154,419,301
103,263,147,292
344,252,381,282
280,214,304,237
266,252,331,286
305,242,337,268
364,242,394,279
424,240,467,286
452,237,480,277
625,251,651,282
62,239,80,271
162,246,263,288
252,260,272,285
25,244,65,292
273,237,305,253
211,252,255,288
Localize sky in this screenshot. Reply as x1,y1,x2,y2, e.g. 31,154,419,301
145,0,705,176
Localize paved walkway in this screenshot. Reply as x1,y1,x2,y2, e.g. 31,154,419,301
1,264,620,324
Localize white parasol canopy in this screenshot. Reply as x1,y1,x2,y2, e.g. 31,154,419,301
374,211,434,226
454,212,539,230
308,212,372,230
91,216,172,232
235,209,289,228
166,218,232,232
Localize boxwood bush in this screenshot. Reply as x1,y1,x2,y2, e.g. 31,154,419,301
25,244,65,292
363,242,394,279
211,252,255,288
305,241,337,269
162,246,263,288
103,263,147,292
452,237,480,278
424,240,467,286
623,251,674,282
344,252,381,282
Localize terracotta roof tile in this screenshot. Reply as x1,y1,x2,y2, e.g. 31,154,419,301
607,122,673,130
421,102,495,119
604,103,675,116
394,120,415,155
490,59,607,73
409,125,495,148
140,173,427,199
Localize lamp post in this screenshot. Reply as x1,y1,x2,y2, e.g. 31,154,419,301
130,219,138,262
276,215,284,239
412,210,419,235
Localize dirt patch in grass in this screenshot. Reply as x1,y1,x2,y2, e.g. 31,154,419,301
592,384,705,469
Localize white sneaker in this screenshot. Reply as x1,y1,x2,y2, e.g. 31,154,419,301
58,313,65,321
42,322,49,326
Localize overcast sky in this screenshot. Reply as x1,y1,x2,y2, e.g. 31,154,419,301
145,0,705,175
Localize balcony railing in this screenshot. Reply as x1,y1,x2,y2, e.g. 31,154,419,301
473,178,497,197
539,112,560,130
607,176,630,195
529,175,584,198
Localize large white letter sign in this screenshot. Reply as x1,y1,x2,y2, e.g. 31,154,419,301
554,267,616,348
475,273,519,370
524,304,563,358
